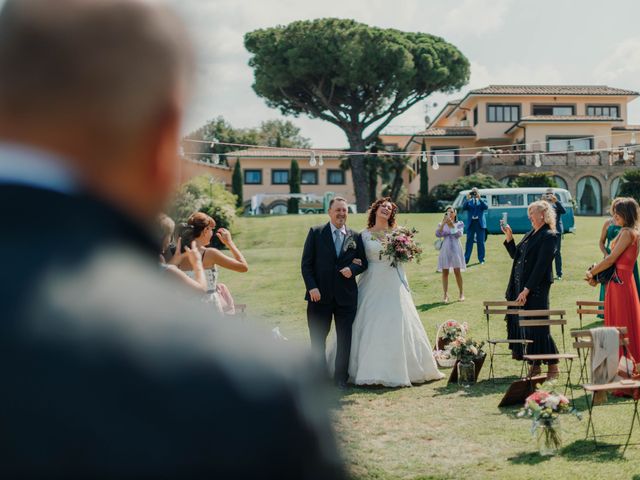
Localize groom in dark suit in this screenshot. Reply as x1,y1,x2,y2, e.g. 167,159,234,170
301,197,368,388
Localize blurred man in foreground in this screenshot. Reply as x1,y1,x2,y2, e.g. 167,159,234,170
0,0,345,478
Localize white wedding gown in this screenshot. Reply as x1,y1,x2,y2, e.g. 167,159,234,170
329,230,444,387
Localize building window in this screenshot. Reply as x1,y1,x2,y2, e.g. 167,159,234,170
271,169,289,185
301,169,318,185
487,104,520,123
547,136,593,152
587,105,620,117
327,169,345,185
473,106,478,126
244,169,262,184
532,105,575,116
431,147,458,165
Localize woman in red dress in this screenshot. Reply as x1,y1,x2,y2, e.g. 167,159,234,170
586,197,640,361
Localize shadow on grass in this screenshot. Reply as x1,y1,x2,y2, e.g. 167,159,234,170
416,302,447,311
581,319,605,330
507,450,553,465
432,378,510,398
561,439,625,462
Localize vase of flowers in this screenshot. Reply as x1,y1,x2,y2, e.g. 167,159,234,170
536,417,561,456
517,383,581,456
450,337,485,386
457,359,475,386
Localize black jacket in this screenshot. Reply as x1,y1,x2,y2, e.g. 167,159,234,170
504,224,556,299
301,223,368,306
0,185,345,479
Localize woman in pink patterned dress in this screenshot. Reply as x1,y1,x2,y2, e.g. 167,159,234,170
436,206,466,302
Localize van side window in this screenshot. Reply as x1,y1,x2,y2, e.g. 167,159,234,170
527,194,543,203
492,194,524,207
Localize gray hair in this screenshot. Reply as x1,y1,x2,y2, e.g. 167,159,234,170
528,200,556,232
0,0,193,140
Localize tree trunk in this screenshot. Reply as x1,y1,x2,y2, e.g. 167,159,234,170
347,135,370,212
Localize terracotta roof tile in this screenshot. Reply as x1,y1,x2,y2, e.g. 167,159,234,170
469,85,639,96
420,126,476,136
225,147,345,158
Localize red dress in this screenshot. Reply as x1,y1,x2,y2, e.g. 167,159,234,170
605,237,640,361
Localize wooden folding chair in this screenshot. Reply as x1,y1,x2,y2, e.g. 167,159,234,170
483,300,532,382
571,327,628,385
576,300,604,329
518,309,578,396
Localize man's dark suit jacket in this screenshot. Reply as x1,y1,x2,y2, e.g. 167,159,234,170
0,184,345,479
301,223,367,306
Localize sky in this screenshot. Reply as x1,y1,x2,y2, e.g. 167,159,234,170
170,0,640,148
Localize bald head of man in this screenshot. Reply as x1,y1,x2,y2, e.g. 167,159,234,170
0,0,194,220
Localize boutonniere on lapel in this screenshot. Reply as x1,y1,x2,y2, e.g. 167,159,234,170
345,238,357,250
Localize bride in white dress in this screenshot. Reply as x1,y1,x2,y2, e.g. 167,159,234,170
348,198,444,387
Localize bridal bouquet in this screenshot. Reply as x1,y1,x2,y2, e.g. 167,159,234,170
517,383,580,455
379,227,423,267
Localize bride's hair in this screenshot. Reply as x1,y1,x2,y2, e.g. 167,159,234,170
367,197,397,228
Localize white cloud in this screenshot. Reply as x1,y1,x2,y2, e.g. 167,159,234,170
443,0,513,36
594,37,640,84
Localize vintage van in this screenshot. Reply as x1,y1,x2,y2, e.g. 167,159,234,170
451,187,575,234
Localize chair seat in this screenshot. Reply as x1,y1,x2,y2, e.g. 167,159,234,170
523,353,578,361
583,381,640,392
488,339,533,344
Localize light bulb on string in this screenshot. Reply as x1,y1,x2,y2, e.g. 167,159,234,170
212,154,220,165
623,147,630,161
534,153,542,168
421,150,427,163
431,154,440,170
318,154,324,166
309,151,317,167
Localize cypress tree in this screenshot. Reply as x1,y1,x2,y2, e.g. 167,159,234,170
418,140,429,211
288,159,301,213
232,160,243,208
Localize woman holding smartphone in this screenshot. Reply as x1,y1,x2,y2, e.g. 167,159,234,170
436,206,466,302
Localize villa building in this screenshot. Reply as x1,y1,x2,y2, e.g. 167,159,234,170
384,85,640,215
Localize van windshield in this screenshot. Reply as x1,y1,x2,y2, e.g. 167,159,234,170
492,194,525,207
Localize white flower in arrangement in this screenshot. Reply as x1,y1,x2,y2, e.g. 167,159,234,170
469,346,478,356
544,395,561,410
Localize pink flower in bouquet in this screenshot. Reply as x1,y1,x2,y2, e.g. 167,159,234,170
526,391,550,406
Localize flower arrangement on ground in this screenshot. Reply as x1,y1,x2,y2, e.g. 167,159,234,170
517,383,581,455
449,337,485,363
379,227,422,267
441,320,469,343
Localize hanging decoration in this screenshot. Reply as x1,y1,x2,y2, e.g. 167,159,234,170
432,154,440,170
212,154,220,165
534,153,542,168
309,151,317,167
421,150,428,163
318,154,324,166
623,147,630,161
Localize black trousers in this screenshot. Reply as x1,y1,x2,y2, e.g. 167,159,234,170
307,301,357,384
554,233,562,278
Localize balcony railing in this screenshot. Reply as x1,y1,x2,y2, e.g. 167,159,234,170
465,148,639,175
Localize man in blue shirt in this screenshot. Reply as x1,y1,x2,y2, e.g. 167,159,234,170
462,187,489,265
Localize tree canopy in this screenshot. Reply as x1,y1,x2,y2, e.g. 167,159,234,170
182,116,311,164
244,18,469,210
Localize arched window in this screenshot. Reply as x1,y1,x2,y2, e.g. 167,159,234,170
576,176,602,215
500,175,518,187
552,176,568,190
610,176,625,200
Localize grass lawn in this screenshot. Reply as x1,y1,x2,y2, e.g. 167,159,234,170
223,213,640,480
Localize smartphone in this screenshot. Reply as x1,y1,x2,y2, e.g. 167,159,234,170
501,212,508,224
